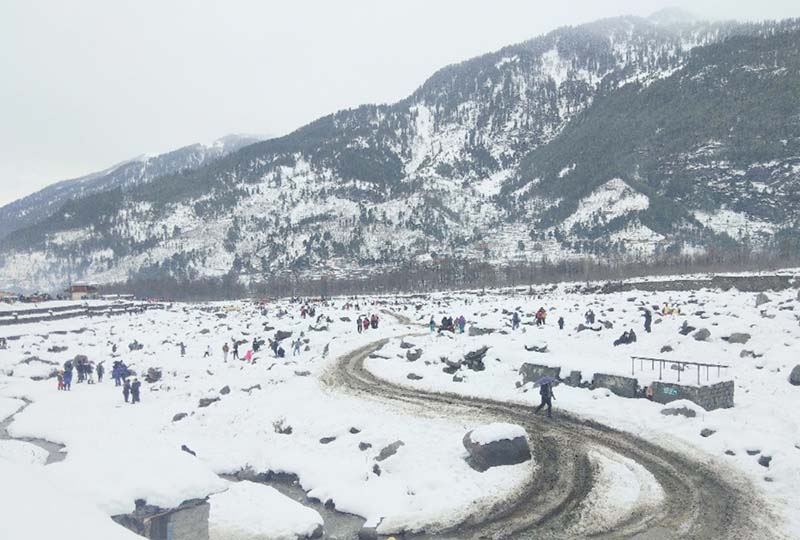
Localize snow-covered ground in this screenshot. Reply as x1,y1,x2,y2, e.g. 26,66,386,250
0,300,531,539
0,280,798,538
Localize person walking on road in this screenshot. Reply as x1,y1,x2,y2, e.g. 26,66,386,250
535,382,555,418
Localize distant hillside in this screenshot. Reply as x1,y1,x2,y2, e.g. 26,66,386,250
1,14,798,292
0,134,262,240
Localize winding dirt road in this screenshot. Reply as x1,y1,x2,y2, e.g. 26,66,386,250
322,321,779,540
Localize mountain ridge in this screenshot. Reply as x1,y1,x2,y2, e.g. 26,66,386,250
2,15,799,292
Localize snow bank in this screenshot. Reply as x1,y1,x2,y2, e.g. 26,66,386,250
469,423,527,445
209,480,322,540
0,459,142,540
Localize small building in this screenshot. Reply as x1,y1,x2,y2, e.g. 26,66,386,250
0,291,18,301
68,283,98,300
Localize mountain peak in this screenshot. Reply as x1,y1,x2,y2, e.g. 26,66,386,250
648,6,699,26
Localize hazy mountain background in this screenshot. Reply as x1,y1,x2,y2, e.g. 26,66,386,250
1,11,799,293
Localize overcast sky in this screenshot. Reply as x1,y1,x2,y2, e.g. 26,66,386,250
0,0,796,206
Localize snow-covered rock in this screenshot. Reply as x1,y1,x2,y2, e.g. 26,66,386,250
463,423,531,471
209,481,323,540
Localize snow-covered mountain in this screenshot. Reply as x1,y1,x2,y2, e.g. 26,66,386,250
2,14,799,292
0,134,262,241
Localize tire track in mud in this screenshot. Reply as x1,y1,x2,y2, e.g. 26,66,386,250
322,328,778,540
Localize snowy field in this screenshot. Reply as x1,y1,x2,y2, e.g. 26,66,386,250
0,280,799,539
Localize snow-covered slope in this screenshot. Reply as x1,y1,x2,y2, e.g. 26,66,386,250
1,15,799,292
0,134,262,241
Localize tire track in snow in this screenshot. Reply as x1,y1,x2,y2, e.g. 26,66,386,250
323,320,778,540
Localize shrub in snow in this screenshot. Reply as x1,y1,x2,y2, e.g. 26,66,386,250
273,417,292,435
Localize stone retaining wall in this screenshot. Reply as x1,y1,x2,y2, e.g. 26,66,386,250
519,363,561,384
651,380,734,410
592,373,639,398
113,498,209,540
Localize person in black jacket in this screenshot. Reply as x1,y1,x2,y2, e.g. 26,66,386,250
534,382,555,418
130,379,141,404
642,309,652,333
123,379,131,403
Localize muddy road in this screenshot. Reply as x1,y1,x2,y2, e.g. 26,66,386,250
322,330,777,540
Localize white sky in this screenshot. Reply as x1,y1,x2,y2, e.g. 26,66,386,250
0,0,796,206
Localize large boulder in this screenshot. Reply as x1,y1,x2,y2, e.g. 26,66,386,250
660,405,697,418
274,330,292,342
693,328,711,342
468,326,495,337
464,346,488,371
406,348,422,362
145,367,162,383
376,440,405,462
463,423,531,471
790,365,800,386
755,293,771,307
725,333,751,344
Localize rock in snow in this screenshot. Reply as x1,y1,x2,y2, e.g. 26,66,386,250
790,365,800,386
462,423,531,471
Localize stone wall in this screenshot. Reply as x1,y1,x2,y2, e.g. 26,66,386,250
651,380,734,410
519,363,561,384
113,498,209,540
591,373,639,398
596,275,794,294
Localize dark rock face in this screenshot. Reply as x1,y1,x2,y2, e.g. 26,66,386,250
700,428,716,438
407,373,423,380
790,365,800,386
592,373,638,398
274,330,292,342
406,348,422,362
660,345,674,353
219,385,230,395
468,326,496,337
145,367,162,383
524,344,548,353
198,397,220,408
462,429,531,472
376,440,405,461
358,442,372,451
660,406,697,418
693,328,711,341
172,413,188,422
755,293,771,307
758,455,772,468
113,498,210,540
464,346,489,371
519,363,561,384
319,437,336,444
399,341,416,349
725,333,751,344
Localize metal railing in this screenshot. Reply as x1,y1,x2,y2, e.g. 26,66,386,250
630,356,730,385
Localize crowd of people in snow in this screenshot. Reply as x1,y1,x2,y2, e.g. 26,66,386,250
429,315,466,333
356,314,380,333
